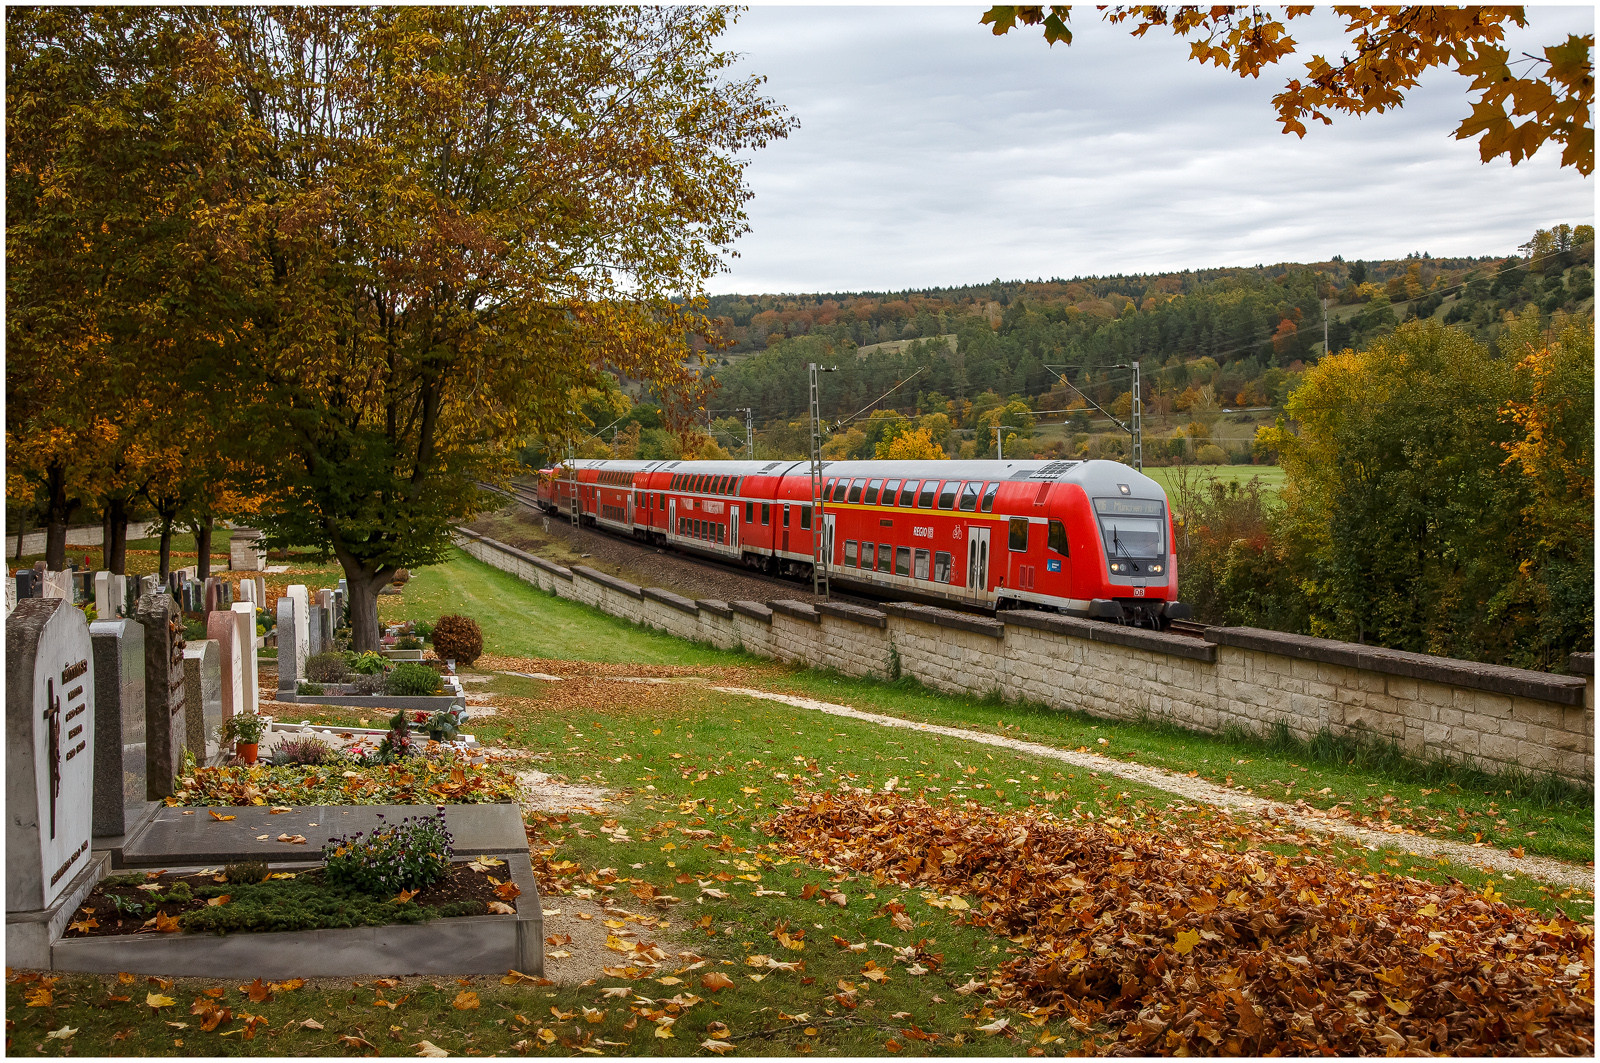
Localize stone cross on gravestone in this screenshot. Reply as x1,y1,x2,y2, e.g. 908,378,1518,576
6,597,96,912
133,591,187,799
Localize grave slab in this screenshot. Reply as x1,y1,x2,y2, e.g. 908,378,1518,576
121,802,527,866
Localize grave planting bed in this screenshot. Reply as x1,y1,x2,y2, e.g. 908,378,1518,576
47,801,543,978
66,859,512,939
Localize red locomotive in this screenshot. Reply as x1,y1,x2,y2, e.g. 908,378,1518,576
532,458,1189,626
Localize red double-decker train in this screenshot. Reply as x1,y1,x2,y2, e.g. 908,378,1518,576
532,457,1188,626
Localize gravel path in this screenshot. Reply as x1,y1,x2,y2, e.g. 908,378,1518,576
713,686,1596,891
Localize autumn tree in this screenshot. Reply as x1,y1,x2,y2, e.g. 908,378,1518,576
877,426,947,460
983,6,1594,174
7,9,257,571
201,8,791,649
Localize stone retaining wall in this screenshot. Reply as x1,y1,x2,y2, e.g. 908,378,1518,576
454,530,1594,786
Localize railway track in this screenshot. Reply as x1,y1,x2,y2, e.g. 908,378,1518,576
487,482,880,609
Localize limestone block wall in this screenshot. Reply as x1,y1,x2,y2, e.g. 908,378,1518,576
453,530,1594,786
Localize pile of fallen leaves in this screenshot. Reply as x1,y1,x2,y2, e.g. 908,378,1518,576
765,790,1594,1056
174,754,521,807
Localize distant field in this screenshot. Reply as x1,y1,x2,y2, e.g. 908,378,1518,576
1143,464,1285,493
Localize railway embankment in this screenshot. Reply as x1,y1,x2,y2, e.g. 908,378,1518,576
453,528,1594,788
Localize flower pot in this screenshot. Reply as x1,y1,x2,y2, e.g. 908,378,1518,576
238,742,259,765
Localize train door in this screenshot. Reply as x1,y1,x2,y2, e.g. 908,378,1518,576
731,511,740,554
669,499,677,540
782,505,790,554
966,526,991,595
824,513,836,565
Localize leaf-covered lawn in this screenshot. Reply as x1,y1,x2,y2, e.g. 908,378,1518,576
173,754,523,807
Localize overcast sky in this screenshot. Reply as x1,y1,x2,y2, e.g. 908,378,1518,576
708,5,1595,295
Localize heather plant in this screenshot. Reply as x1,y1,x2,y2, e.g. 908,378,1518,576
321,807,453,894
270,737,336,766
305,651,351,683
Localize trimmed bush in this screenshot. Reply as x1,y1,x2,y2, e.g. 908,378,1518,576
430,614,483,666
305,651,351,683
385,662,442,697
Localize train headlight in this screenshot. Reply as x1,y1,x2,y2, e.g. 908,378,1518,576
1109,561,1128,573
1148,563,1163,574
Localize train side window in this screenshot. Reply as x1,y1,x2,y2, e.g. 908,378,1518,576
878,543,893,571
824,479,836,501
913,548,931,580
844,540,858,566
895,546,912,576
658,494,665,507
958,482,980,511
745,501,754,522
981,482,999,512
718,524,725,544
1009,517,1029,552
917,481,937,508
881,479,900,505
861,543,875,569
761,503,770,525
1048,519,1069,556
933,551,953,583
864,479,882,505
847,478,864,504
899,480,918,506
938,481,959,509
721,476,732,493
800,505,812,530
783,505,791,527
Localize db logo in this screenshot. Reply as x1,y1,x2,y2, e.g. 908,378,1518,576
953,527,962,539
1133,587,1146,597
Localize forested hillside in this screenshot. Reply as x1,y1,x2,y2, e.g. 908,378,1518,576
696,225,1591,464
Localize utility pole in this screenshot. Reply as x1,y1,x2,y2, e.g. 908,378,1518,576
994,425,1018,460
808,363,836,597
741,407,754,459
1130,360,1142,472
565,438,579,526
1322,296,1330,355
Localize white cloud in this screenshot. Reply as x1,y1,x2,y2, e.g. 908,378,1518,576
710,5,1595,293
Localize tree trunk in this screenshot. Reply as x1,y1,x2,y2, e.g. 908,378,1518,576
158,518,174,580
195,519,213,581
44,461,77,572
14,510,25,560
106,497,129,575
341,567,394,653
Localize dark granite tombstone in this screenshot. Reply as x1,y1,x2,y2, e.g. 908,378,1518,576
133,592,186,800
89,618,150,838
16,569,36,600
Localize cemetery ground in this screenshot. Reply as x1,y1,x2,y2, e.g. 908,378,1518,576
8,549,1593,1056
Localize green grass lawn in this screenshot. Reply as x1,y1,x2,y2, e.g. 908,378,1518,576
1142,464,1285,493
11,546,1589,1057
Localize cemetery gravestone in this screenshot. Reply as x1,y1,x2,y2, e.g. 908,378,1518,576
94,571,112,619
89,618,150,839
276,595,302,695
206,611,244,732
307,592,323,656
6,577,16,615
41,569,74,601
133,592,187,800
318,589,337,644
6,597,101,968
16,569,36,600
183,640,223,764
230,602,260,716
287,584,311,665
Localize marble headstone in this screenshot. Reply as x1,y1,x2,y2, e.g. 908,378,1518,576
6,597,96,911
231,602,260,716
206,611,244,729
41,569,73,601
306,592,323,656
237,579,257,605
182,640,223,764
89,618,148,838
276,594,302,694
6,577,17,615
287,584,311,665
133,592,186,799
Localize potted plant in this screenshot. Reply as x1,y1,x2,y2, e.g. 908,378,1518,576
222,713,270,764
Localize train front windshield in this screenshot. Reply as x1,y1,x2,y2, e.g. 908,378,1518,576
1093,498,1166,559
